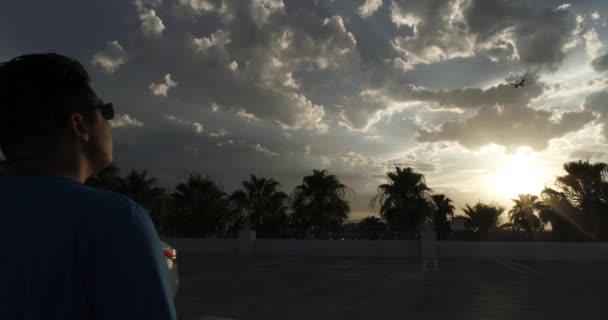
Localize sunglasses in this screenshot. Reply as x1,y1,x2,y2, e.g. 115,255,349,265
75,102,114,121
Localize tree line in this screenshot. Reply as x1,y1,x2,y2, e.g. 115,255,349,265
77,160,608,241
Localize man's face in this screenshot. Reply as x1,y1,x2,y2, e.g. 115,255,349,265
86,97,113,173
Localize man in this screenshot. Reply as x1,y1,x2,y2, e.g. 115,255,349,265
0,53,177,319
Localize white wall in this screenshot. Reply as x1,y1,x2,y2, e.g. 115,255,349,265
438,241,608,261
162,238,238,255
162,237,608,261
255,239,420,257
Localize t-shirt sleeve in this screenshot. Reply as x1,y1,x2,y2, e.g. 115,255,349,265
83,201,177,320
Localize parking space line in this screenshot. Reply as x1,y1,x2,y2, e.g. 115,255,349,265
330,257,369,269
505,260,540,275
254,256,299,268
497,260,528,274
575,262,608,270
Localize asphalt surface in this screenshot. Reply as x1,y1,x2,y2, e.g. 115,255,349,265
174,255,608,320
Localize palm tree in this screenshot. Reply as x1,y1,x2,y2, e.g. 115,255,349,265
370,167,433,239
291,169,351,239
358,216,389,240
120,169,166,209
540,188,585,239
118,169,167,229
508,194,542,232
229,175,289,235
170,174,230,237
459,202,505,236
431,194,455,240
556,161,608,209
85,163,123,193
543,160,608,238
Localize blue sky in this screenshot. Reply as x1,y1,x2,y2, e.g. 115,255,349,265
2,0,608,220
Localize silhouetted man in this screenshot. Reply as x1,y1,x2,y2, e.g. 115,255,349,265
0,53,177,320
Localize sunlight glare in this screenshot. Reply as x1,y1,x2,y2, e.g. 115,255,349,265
491,147,552,198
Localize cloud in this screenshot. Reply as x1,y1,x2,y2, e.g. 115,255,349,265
358,0,383,18
137,5,165,37
583,29,604,59
91,41,128,74
591,53,608,72
390,0,474,64
383,161,438,173
591,10,600,20
254,143,279,156
465,0,580,70
417,105,596,151
583,90,608,140
391,81,544,110
110,113,144,128
164,115,204,134
569,150,607,160
339,151,373,167
389,0,579,70
178,0,220,12
149,73,178,97
227,61,238,71
209,128,229,137
141,1,359,133
337,70,545,132
250,0,285,26
191,29,231,51
171,0,223,21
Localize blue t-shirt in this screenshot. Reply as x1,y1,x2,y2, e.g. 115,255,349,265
0,174,177,320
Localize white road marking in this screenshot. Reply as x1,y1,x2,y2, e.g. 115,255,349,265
330,257,368,269
202,317,238,320
420,258,439,272
505,260,541,275
497,260,528,274
255,256,298,268
575,262,608,270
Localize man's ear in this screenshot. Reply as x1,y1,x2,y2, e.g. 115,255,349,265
69,113,90,142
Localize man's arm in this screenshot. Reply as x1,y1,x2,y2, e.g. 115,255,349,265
83,201,177,320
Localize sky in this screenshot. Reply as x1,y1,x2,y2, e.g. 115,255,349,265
2,0,608,221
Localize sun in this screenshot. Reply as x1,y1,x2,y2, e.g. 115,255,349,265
491,148,552,198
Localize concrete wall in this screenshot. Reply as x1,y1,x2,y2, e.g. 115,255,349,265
162,238,238,255
162,236,608,261
438,241,608,261
255,239,420,257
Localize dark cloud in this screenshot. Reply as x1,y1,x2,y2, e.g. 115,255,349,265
583,90,608,139
390,0,579,70
391,80,544,109
466,0,579,70
417,105,595,151
591,53,608,72
122,0,360,133
390,0,473,64
569,150,607,160
335,67,545,131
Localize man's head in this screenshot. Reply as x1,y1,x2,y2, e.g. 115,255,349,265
0,53,113,180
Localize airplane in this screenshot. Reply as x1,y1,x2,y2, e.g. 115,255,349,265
510,77,526,88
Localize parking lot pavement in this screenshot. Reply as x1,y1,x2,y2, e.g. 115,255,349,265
174,255,608,320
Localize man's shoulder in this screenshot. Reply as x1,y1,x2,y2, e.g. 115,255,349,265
73,184,146,217
75,185,153,235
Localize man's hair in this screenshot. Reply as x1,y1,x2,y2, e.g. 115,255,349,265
0,53,97,159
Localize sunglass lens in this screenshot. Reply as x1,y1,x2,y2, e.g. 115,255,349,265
102,105,114,120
